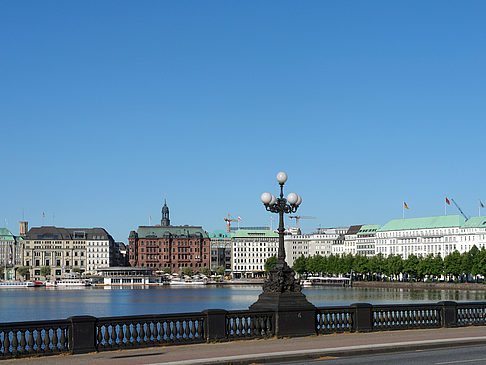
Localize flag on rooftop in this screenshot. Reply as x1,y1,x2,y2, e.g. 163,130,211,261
404,202,410,210
480,200,484,208
446,197,451,205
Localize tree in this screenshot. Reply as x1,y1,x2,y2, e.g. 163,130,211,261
264,256,278,273
444,251,462,281
404,254,419,281
161,267,171,274
0,267,4,279
292,255,307,275
463,245,481,281
307,255,323,275
353,255,369,279
477,247,486,279
40,266,51,278
17,266,29,279
387,255,403,281
182,267,194,277
199,267,211,276
213,266,225,276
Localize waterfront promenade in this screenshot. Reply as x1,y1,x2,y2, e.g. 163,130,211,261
4,326,486,365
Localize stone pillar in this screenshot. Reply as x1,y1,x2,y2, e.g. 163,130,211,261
439,301,458,328
68,316,97,354
351,303,373,332
202,309,228,342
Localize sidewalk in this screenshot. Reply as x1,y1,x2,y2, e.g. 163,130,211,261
5,326,486,365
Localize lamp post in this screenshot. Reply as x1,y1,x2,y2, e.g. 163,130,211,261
250,172,315,337
260,171,301,270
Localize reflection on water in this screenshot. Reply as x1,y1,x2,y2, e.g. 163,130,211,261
0,286,485,323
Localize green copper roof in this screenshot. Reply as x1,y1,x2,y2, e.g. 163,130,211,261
377,215,465,232
209,230,231,239
462,217,486,228
358,225,381,235
0,228,15,241
137,225,209,239
231,229,278,238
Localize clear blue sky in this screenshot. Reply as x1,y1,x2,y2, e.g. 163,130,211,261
1,1,485,242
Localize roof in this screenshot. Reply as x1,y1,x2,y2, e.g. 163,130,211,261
462,217,486,228
0,228,15,241
231,229,278,238
209,230,231,239
358,225,381,235
377,215,466,232
137,225,209,239
25,227,114,241
346,225,363,235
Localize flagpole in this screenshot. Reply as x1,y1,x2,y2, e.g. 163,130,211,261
445,195,447,216
403,202,405,219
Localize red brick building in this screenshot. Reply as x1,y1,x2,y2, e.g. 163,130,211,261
128,200,210,273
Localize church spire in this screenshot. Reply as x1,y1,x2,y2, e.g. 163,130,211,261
161,195,170,227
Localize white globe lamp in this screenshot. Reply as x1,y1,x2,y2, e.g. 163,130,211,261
276,171,288,184
261,192,272,205
287,193,298,205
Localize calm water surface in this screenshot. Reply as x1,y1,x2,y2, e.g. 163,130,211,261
1,285,485,323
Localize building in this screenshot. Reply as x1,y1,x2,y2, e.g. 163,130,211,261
128,200,211,273
231,229,278,278
23,226,115,279
375,215,486,259
86,230,117,274
98,267,155,285
113,242,129,267
356,225,381,257
0,228,23,279
335,225,362,255
284,233,311,267
209,230,232,273
284,227,348,267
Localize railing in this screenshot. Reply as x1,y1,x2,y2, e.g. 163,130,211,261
0,319,70,359
96,312,206,351
372,303,442,331
226,310,274,339
1,301,486,359
457,302,486,327
316,306,353,334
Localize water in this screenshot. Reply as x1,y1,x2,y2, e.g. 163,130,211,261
0,285,485,323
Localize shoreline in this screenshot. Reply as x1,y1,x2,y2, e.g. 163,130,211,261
352,281,486,291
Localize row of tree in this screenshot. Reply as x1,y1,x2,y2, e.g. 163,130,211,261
266,245,486,282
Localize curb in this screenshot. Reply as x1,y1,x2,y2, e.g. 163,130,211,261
150,336,486,365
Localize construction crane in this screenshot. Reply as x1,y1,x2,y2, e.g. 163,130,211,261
451,198,469,220
223,214,239,233
289,216,316,232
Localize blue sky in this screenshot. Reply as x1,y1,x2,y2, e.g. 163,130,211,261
1,1,485,242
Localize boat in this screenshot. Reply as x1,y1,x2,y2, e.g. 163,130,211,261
0,281,36,288
300,276,351,287
45,279,91,287
301,279,313,287
169,278,207,286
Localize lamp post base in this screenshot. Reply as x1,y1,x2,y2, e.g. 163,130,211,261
250,261,316,337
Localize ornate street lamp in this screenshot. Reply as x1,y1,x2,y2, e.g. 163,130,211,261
250,172,315,336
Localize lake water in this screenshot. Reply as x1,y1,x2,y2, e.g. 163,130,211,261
1,285,485,323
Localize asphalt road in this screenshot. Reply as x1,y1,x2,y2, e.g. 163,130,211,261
282,344,486,365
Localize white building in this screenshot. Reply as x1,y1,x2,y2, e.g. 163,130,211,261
284,227,348,267
86,231,117,274
375,215,486,259
231,229,278,278
356,225,381,257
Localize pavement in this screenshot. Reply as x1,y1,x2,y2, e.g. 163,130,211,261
4,326,486,365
